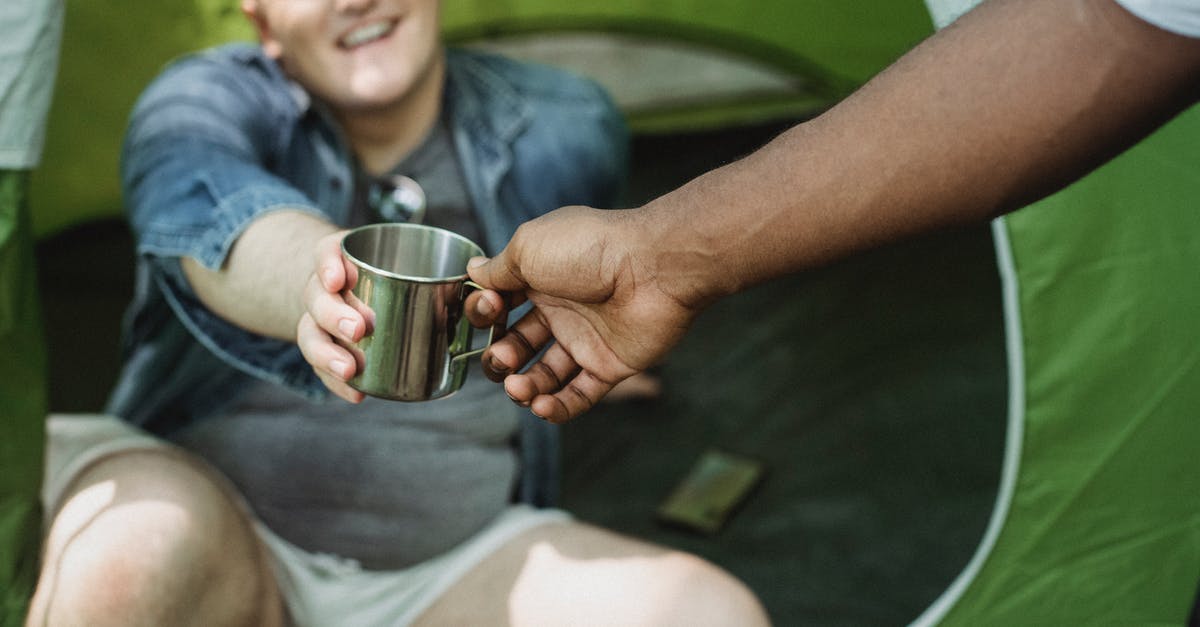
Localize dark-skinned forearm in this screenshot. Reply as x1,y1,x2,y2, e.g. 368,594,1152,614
633,0,1200,307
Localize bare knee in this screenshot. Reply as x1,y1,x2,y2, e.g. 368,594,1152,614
494,521,770,627
651,552,770,627
28,450,280,627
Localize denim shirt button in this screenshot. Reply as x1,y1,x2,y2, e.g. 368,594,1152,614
329,177,342,190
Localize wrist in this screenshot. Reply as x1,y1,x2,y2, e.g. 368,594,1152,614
623,202,737,311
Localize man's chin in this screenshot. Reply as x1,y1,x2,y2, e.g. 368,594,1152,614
333,87,412,114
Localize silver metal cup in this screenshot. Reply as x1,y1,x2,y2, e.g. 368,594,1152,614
339,223,502,401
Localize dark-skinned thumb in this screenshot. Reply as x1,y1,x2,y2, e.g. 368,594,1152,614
467,251,528,292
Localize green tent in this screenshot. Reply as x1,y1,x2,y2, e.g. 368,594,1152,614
0,172,47,627
915,103,1200,627
19,0,1200,624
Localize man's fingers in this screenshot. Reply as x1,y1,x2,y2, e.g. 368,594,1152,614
296,312,354,379
317,231,351,292
464,289,507,328
297,312,362,403
481,311,554,381
467,287,527,324
304,274,364,343
529,370,615,424
502,374,538,406
499,343,582,406
516,343,582,398
316,370,365,404
298,228,363,404
500,347,620,423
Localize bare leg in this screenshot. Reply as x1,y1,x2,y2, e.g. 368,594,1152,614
25,450,283,627
415,520,770,626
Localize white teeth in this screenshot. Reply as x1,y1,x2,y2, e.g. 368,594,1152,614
341,21,393,48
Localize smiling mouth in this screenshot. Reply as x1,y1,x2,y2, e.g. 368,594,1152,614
339,19,399,49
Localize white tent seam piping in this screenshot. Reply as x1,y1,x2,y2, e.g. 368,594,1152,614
908,216,1027,626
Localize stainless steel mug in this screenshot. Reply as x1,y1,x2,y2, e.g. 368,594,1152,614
340,223,502,401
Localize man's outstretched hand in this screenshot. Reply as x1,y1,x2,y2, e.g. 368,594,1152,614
296,228,368,404
466,206,705,423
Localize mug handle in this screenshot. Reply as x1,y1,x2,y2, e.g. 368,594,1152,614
451,280,509,363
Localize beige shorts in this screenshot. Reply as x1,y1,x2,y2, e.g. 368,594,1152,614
43,414,571,627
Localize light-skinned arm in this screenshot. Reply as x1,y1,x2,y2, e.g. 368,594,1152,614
468,0,1200,422
180,209,367,402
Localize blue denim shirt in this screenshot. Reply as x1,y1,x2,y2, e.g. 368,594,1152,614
105,43,628,506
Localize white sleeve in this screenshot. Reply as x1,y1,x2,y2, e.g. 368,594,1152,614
1115,0,1200,37
0,0,64,168
924,0,984,29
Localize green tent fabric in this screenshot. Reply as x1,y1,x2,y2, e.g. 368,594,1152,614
912,82,1200,627
440,0,934,133
442,0,930,87
906,3,1200,622
0,170,47,627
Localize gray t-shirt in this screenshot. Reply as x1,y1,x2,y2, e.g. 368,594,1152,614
172,117,521,570
351,118,483,245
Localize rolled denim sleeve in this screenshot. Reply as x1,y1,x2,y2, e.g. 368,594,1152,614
122,57,323,268
120,52,328,394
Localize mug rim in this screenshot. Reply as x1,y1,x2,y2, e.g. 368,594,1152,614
340,222,484,284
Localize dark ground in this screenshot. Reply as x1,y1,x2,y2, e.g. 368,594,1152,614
38,118,1017,624
557,119,1009,624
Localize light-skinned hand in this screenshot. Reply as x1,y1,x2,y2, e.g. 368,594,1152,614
296,229,368,403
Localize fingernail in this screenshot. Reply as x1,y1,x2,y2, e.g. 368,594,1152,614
504,389,530,408
476,297,494,317
324,267,339,287
338,319,356,339
330,359,350,379
486,355,510,376
467,256,487,269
